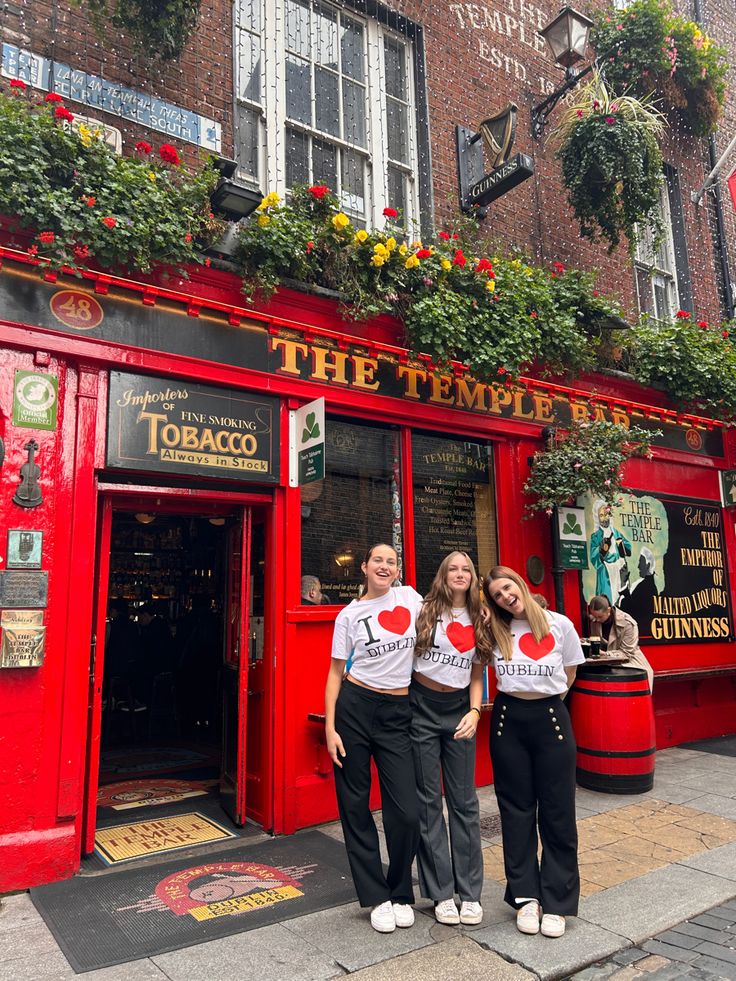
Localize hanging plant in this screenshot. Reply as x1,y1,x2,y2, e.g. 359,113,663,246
592,0,728,137
0,83,223,273
72,0,201,61
554,74,666,253
524,420,656,515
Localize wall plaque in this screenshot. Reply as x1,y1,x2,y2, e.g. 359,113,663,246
0,610,45,668
106,372,280,484
0,570,49,608
7,529,43,568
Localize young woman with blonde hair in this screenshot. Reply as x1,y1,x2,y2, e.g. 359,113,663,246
483,565,584,939
411,551,493,926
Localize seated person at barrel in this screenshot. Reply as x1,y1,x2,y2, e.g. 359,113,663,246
301,574,327,605
588,595,654,690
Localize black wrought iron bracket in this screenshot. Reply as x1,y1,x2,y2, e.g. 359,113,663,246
530,47,618,140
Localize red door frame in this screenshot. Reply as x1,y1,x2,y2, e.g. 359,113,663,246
82,483,275,853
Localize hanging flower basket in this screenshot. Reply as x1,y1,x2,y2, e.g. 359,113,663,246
554,75,666,253
72,0,202,61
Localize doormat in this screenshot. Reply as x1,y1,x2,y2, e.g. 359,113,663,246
94,812,237,865
682,734,736,757
31,830,354,973
100,746,217,778
97,777,217,812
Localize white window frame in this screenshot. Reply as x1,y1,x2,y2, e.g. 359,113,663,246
234,0,420,230
634,182,680,321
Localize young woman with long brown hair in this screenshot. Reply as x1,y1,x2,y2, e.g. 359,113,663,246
324,543,423,934
482,565,584,939
411,551,493,926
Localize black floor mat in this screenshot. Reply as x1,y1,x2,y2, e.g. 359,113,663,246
31,830,354,973
681,734,736,757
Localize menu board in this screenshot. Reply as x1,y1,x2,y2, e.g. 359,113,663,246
412,433,497,595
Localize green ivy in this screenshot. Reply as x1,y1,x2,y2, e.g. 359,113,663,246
72,0,201,61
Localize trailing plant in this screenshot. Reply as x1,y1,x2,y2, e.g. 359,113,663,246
235,185,623,384
524,420,655,515
72,0,201,61
554,75,665,253
626,313,736,419
0,83,223,274
592,0,728,138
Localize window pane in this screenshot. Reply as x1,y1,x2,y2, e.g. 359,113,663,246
652,275,672,321
286,56,311,124
237,0,261,32
237,107,261,181
635,265,655,318
301,419,402,605
411,432,497,596
314,2,338,69
341,16,365,82
238,32,261,103
342,150,365,216
315,67,340,137
312,137,338,189
387,165,406,219
384,37,407,100
342,79,366,147
286,0,310,58
285,126,309,187
386,96,408,163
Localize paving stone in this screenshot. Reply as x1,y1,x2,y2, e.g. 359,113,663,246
345,936,534,980
612,948,649,965
689,954,736,979
671,923,727,943
641,940,701,963
607,969,648,981
643,966,697,980
691,915,736,931
655,930,707,950
691,943,736,966
637,954,675,972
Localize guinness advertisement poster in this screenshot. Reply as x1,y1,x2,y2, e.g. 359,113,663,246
581,492,733,644
107,372,279,483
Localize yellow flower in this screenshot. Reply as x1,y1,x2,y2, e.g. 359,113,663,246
332,212,351,230
405,255,420,269
486,278,496,292
258,191,280,211
371,254,386,267
398,243,408,255
258,213,271,227
441,258,452,271
373,243,388,257
148,171,157,182
78,123,93,147
524,266,533,277
411,240,422,249
386,237,397,251
355,229,369,243
510,258,522,270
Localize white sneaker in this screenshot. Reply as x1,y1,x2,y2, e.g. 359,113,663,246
516,900,542,935
393,903,415,928
541,913,566,938
370,900,396,933
460,900,483,924
434,898,460,924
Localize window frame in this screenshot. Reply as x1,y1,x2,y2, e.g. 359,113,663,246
634,179,680,321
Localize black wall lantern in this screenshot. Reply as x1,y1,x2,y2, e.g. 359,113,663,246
531,5,595,140
209,157,262,222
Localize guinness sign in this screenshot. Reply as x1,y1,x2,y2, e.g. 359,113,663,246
456,104,534,213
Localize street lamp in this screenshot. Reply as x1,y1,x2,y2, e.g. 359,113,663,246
531,5,595,140
209,157,262,222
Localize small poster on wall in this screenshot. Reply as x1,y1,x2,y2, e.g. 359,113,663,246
6,529,43,569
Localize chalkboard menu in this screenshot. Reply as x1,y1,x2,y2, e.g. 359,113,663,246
412,433,498,595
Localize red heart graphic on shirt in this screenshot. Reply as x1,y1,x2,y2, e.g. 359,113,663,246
518,632,555,661
377,606,411,635
446,622,475,653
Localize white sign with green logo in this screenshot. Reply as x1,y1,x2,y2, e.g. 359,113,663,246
720,469,736,508
289,397,325,487
558,506,588,569
12,371,58,430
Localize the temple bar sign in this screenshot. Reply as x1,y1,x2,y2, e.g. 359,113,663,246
106,372,280,483
468,153,535,207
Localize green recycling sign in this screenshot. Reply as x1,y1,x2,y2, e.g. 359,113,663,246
290,397,325,486
557,506,588,569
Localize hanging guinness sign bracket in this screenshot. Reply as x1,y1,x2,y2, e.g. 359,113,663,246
456,104,534,213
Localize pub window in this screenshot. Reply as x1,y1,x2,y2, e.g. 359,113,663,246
234,0,425,230
411,432,498,596
300,418,402,605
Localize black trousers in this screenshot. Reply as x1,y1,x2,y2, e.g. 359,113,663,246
334,680,419,907
490,693,580,915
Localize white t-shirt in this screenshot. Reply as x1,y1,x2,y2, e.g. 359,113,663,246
414,608,480,690
332,585,424,689
492,610,584,696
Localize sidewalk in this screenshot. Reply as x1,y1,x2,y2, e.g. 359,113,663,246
2,739,736,981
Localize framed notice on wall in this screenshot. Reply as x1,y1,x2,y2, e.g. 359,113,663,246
106,372,280,483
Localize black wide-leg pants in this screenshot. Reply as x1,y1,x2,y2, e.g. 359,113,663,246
490,693,580,915
334,680,419,907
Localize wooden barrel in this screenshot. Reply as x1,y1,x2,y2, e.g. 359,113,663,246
570,666,655,793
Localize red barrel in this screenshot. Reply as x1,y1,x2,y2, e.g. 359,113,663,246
570,666,655,793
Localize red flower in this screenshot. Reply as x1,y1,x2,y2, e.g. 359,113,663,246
452,249,466,267
383,206,398,219
476,258,494,274
45,92,63,103
308,185,330,199
416,248,432,260
10,79,26,90
85,196,96,207
676,310,691,319
605,116,616,125
54,106,74,122
184,233,193,243
101,216,117,228
306,240,315,254
723,330,730,339
552,261,565,274
73,244,90,260
135,140,152,154
698,320,709,329
204,257,212,267
530,311,538,318
452,233,459,240
592,290,600,297
38,231,55,244
438,231,450,241
27,245,39,256
159,143,180,165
